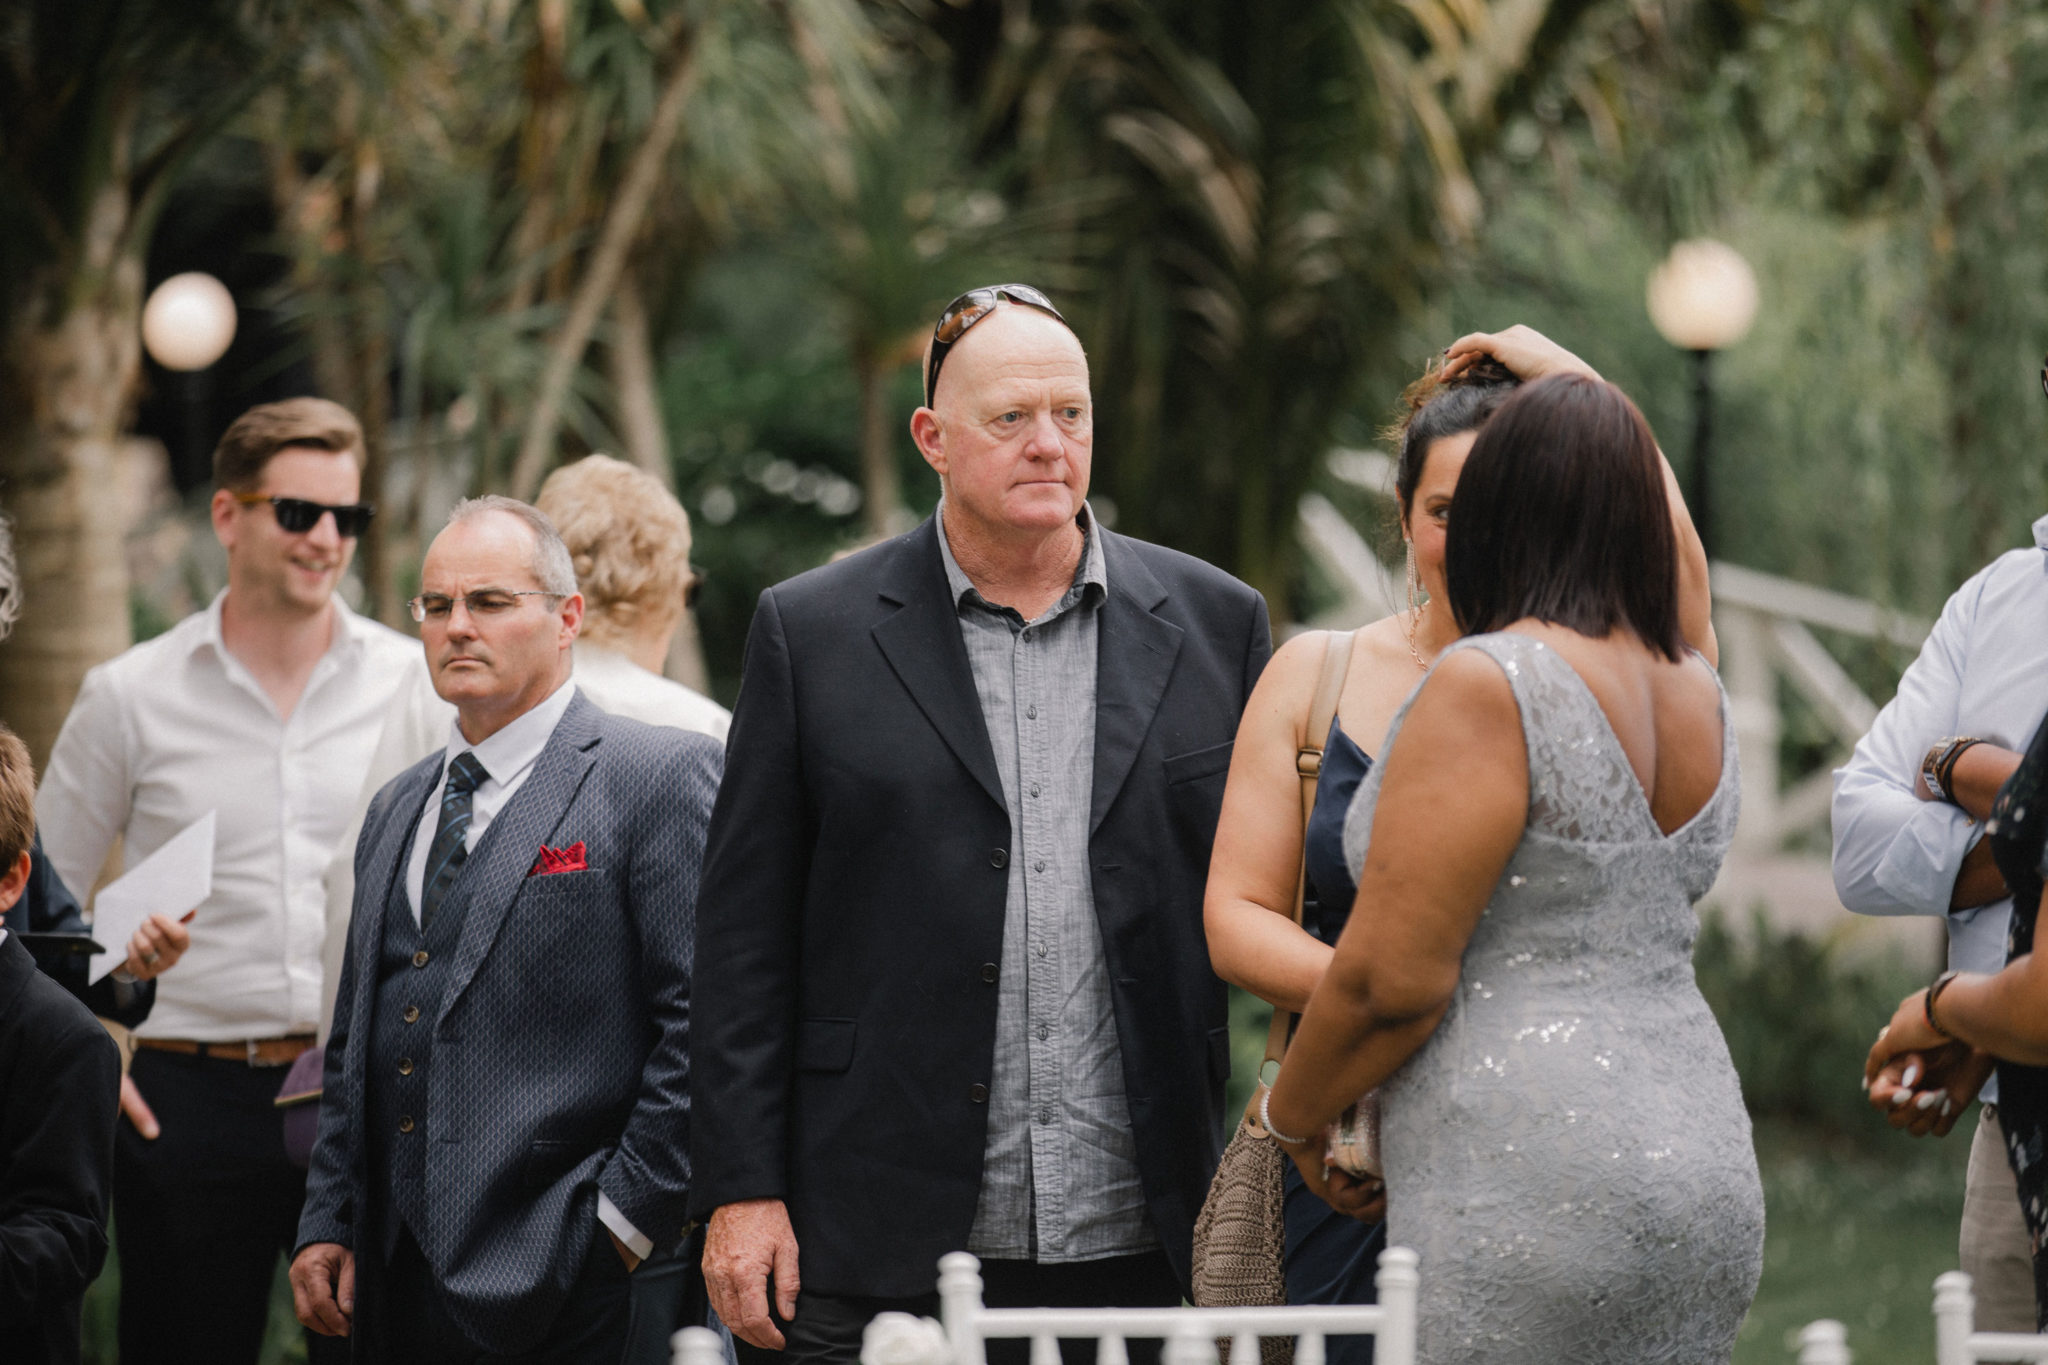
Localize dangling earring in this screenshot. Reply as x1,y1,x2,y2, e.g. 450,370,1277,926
1405,539,1428,671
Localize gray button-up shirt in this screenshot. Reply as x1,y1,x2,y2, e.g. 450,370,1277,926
937,503,1155,1262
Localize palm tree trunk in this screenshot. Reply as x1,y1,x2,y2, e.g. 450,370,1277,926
0,246,145,767
854,344,903,540
509,28,702,500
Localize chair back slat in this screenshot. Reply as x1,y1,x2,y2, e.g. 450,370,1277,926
925,1250,1419,1365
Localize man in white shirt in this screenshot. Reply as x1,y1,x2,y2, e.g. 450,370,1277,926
290,496,719,1364
36,398,419,1365
1832,514,2048,1336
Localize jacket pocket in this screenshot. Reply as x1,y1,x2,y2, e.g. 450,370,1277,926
797,1018,857,1074
1207,1025,1233,1083
1163,740,1234,786
525,1138,579,1192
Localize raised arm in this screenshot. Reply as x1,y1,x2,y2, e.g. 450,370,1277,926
1444,326,1716,665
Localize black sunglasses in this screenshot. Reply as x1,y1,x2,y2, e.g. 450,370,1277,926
234,492,376,539
924,284,1067,406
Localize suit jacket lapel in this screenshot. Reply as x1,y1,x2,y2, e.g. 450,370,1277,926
437,694,603,1025
870,518,1007,812
1091,533,1183,833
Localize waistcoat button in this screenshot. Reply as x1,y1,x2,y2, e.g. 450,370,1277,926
402,1005,421,1024
398,1058,414,1076
990,849,1008,868
969,1084,989,1103
398,1115,415,1134
413,950,430,968
980,963,998,983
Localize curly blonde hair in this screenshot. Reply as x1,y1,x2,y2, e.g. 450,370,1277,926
536,455,694,650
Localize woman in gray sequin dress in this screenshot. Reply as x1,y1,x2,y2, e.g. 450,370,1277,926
1263,365,1764,1363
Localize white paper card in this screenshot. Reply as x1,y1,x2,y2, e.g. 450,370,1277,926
88,810,216,984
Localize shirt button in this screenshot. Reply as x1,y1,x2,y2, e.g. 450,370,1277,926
398,1058,414,1076
1029,784,1040,798
1036,1023,1049,1041
1037,1107,1053,1124
1035,944,1047,959
398,1116,415,1134
413,950,430,968
990,849,1008,869
402,1006,421,1024
980,963,999,984
1027,705,1038,720
1034,860,1046,873
969,1084,989,1104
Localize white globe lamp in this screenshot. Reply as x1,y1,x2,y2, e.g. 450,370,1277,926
141,272,238,372
1646,240,1758,353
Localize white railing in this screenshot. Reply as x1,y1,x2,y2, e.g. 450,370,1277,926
936,1248,1420,1365
1794,1319,1850,1364
675,1325,729,1365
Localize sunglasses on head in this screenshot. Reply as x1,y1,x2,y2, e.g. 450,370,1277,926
234,492,375,539
924,284,1066,406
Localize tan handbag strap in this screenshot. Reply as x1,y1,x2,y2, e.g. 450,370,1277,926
1257,629,1357,1077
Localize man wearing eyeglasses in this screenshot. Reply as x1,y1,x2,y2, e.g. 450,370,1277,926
693,286,1272,1365
35,397,420,1365
289,496,719,1364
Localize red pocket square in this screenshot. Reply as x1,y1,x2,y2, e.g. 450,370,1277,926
527,841,589,877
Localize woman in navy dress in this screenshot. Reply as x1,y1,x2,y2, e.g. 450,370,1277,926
1204,327,1718,1360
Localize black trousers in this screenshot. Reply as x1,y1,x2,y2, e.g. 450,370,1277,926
733,1251,1182,1365
115,1048,346,1365
372,1222,701,1365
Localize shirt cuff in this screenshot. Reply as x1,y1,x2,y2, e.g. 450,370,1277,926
1872,802,1983,917
597,1191,653,1260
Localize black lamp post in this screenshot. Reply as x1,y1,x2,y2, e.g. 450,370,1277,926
1647,240,1757,562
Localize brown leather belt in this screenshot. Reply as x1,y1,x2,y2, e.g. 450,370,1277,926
134,1034,317,1068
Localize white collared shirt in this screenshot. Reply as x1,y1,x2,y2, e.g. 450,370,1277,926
37,591,420,1041
1834,512,2048,1107
402,677,578,920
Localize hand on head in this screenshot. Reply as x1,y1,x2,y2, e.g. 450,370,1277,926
1443,326,1601,386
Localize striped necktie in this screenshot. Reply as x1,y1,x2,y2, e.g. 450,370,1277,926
419,751,490,929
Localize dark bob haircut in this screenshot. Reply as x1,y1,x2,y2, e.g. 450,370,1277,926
1444,374,1683,661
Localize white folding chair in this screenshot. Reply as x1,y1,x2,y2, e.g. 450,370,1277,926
1932,1270,2048,1364
932,1247,1420,1365
1793,1319,1850,1365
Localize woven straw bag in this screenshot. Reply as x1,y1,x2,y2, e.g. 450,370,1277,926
1189,630,1355,1365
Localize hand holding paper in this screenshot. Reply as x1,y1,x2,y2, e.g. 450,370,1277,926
89,810,215,985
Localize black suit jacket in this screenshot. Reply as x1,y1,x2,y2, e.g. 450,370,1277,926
689,517,1270,1298
2,830,154,1028
0,930,121,1365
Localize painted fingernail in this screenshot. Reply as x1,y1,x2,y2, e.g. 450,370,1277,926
1892,1089,1912,1106
1943,1097,1956,1117
1860,1076,1870,1092
1917,1091,1941,1110
1902,1063,1920,1088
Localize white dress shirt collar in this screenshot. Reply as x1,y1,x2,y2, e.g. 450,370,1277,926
2032,513,2048,551
441,674,579,791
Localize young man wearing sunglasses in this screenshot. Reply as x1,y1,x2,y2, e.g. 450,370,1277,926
693,286,1272,1364
35,397,420,1365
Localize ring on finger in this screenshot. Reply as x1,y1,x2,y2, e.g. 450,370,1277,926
142,949,161,967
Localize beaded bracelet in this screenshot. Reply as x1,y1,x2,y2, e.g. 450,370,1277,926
1259,1085,1314,1147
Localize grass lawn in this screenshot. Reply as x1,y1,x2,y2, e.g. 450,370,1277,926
1736,1115,1971,1365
